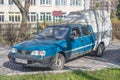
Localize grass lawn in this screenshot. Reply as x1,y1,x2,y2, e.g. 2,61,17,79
0,68,120,80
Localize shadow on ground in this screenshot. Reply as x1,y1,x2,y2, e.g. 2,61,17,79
3,61,50,72
65,47,120,70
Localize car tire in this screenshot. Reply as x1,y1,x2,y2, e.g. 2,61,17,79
50,53,65,70
96,44,105,57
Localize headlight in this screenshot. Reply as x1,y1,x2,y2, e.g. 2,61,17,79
31,51,46,56
10,48,17,53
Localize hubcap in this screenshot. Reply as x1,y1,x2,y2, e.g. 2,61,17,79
55,58,62,66
98,45,102,55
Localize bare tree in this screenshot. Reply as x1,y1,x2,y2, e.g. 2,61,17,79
13,0,30,37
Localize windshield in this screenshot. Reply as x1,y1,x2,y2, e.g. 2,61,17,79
36,26,69,39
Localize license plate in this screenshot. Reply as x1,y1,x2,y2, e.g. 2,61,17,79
15,58,27,64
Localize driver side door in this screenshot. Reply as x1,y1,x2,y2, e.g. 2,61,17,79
68,27,84,59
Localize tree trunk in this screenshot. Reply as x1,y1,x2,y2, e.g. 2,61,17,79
19,11,28,38
13,0,30,38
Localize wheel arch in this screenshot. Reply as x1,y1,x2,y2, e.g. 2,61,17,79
99,42,105,49
58,51,67,61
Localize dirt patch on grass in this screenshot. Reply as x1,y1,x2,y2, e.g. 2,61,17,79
112,22,120,40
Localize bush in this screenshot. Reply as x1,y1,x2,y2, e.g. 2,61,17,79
0,23,36,45
112,22,120,40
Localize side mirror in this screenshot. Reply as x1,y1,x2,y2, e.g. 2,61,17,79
70,35,74,40
70,32,76,40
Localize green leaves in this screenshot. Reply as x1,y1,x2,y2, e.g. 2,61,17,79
116,0,120,19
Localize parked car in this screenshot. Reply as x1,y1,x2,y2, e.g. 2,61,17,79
8,10,112,70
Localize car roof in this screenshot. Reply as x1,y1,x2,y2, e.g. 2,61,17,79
48,24,84,28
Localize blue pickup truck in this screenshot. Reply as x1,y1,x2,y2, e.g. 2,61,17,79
8,24,105,70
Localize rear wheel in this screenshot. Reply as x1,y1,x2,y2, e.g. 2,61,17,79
96,44,105,57
50,53,65,70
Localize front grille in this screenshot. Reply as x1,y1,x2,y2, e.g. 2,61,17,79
18,50,31,55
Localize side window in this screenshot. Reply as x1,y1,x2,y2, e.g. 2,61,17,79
71,27,81,37
82,26,91,36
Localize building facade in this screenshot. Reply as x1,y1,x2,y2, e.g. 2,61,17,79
0,0,116,24
0,0,88,23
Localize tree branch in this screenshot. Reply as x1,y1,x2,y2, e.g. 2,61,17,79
25,0,30,11
13,0,24,12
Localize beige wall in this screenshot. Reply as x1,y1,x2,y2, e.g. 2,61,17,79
0,0,86,23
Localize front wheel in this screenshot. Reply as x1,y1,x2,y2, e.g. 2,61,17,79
96,44,105,57
50,53,65,70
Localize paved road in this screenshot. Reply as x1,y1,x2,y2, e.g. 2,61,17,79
0,43,120,75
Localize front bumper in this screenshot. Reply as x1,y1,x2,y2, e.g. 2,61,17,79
8,52,53,67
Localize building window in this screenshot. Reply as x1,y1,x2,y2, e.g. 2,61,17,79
46,13,51,21
9,12,21,22
53,12,66,22
40,12,51,22
40,0,51,5
9,0,14,5
70,0,80,6
0,0,4,5
55,0,66,6
40,13,44,21
28,12,36,22
46,0,51,5
61,12,66,19
55,0,60,6
0,12,4,22
30,0,36,5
